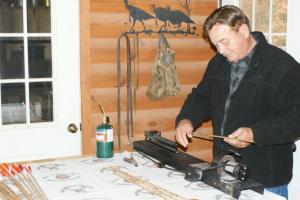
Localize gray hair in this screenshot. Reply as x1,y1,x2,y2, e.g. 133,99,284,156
203,5,251,40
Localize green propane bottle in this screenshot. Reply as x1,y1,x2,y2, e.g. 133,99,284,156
96,116,114,158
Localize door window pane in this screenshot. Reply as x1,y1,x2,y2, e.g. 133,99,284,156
27,0,51,33
272,0,287,33
240,0,253,28
0,0,23,33
30,82,53,123
28,37,52,78
254,0,270,33
0,37,25,79
1,83,26,124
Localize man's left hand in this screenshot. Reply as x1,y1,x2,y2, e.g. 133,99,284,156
224,127,254,148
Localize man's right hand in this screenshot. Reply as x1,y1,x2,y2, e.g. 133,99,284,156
175,119,194,148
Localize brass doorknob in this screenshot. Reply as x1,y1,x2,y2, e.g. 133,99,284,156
68,123,78,133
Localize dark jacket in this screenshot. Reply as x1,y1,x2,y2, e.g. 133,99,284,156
176,32,300,187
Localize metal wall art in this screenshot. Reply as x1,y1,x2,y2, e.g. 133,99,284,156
123,0,197,35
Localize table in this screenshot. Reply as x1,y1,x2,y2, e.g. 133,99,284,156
27,152,285,200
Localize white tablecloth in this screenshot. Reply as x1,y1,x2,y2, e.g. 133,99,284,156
29,152,285,200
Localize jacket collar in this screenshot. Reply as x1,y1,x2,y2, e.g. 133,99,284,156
249,31,267,68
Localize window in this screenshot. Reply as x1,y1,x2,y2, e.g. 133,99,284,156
239,0,288,50
0,0,53,125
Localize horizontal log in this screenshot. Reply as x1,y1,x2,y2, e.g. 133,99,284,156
91,61,208,75
90,61,208,88
90,37,210,49
89,36,215,63
91,85,195,112
91,47,214,63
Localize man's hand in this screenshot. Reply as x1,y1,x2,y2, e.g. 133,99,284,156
224,127,254,148
175,119,194,148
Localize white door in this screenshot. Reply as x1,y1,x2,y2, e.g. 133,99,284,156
0,0,81,162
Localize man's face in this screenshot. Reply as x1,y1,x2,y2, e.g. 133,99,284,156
208,23,250,63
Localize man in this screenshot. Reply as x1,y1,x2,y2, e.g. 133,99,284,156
175,5,300,199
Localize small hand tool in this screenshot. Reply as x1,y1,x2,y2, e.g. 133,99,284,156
123,154,138,167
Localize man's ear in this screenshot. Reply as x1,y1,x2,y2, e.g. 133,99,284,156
239,24,250,38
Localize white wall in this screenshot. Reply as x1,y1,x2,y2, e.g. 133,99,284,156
286,1,300,200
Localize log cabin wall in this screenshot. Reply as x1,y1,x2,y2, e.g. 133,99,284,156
80,0,217,162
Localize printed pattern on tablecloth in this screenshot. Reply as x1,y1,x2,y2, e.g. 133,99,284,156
29,151,286,200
